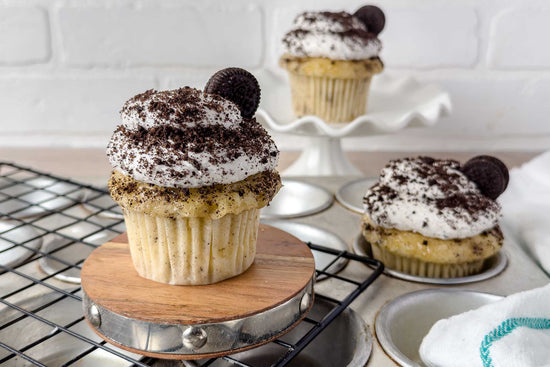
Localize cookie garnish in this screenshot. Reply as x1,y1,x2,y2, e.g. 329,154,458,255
353,5,385,35
462,156,509,200
204,67,261,118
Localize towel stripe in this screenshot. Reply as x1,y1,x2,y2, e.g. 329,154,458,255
480,317,550,367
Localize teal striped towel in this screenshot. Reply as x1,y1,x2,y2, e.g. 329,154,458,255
420,284,550,367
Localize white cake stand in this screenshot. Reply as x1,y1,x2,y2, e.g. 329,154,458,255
256,73,452,176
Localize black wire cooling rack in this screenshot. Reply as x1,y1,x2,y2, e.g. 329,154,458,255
0,161,384,367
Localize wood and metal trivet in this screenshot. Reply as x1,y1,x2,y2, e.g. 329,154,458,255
81,224,316,360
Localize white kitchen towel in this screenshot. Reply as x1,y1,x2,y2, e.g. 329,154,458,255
419,284,550,367
499,151,550,275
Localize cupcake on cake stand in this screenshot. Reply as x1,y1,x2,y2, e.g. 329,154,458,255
256,73,452,176
268,5,450,176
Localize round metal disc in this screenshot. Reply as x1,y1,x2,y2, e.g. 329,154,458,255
81,188,124,220
335,178,377,214
0,221,42,268
353,234,508,285
0,291,142,366
262,220,349,279
261,179,333,219
375,289,502,367
39,231,120,284
0,178,85,219
182,297,372,367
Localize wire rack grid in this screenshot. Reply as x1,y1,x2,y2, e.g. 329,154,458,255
0,161,383,367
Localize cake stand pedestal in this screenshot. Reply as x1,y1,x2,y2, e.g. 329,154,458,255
256,74,452,176
284,136,362,176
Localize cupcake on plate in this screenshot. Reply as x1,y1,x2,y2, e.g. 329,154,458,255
362,156,509,278
279,6,385,123
107,68,281,285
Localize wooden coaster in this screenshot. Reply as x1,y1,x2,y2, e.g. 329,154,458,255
81,224,315,359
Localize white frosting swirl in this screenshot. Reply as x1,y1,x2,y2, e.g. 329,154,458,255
120,88,242,130
364,157,501,239
282,11,381,60
107,88,279,188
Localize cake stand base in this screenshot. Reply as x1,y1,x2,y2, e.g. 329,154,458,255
81,225,315,360
283,136,362,176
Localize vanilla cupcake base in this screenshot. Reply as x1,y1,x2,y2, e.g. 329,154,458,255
361,214,503,278
371,243,486,278
287,72,371,123
124,208,260,285
279,55,383,123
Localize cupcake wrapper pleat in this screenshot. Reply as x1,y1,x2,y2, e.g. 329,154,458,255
124,209,260,285
371,243,485,278
287,72,372,123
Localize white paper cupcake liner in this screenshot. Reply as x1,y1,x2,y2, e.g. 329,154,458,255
123,208,260,285
287,73,372,123
371,243,485,278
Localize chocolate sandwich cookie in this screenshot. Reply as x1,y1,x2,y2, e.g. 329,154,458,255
354,5,385,35
462,155,509,200
205,67,261,119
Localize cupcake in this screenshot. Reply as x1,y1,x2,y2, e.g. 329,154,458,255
107,68,282,285
279,6,385,123
362,156,509,278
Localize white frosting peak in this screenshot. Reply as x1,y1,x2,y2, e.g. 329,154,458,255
107,87,279,188
294,11,366,32
282,11,382,60
121,89,242,131
364,157,501,239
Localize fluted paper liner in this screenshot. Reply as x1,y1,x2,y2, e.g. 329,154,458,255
287,72,372,123
371,243,486,278
123,208,260,285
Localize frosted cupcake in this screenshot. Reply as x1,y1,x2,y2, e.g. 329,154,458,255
362,156,508,278
279,6,385,123
107,68,281,285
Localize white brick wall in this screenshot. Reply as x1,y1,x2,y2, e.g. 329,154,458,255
58,3,263,67
488,9,550,69
0,6,49,64
0,76,155,132
0,0,549,152
381,8,478,68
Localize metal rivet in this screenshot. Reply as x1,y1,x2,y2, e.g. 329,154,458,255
89,304,101,328
300,291,311,313
182,327,207,350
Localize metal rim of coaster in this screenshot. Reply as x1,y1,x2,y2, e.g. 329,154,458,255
81,224,316,360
